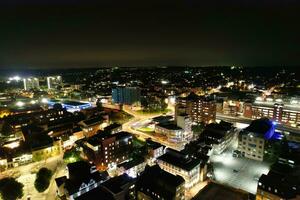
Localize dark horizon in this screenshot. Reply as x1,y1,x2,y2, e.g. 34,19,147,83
0,0,300,69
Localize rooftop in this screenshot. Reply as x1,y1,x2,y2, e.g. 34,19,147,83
241,118,275,140
82,116,104,126
136,165,185,199
146,139,164,149
117,157,145,170
157,149,201,171
156,122,183,130
103,123,121,132
65,161,109,195
193,182,248,200
258,172,300,199
101,174,135,194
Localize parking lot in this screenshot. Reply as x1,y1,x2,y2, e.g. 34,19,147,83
210,150,271,194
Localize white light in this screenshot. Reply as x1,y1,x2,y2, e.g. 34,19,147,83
275,99,282,103
161,80,168,84
226,82,234,87
291,100,298,104
266,98,273,102
13,76,21,81
169,96,176,104
41,98,48,103
16,101,25,107
30,100,36,104
248,84,255,90
100,99,108,104
164,98,169,104
3,141,20,149
256,97,263,101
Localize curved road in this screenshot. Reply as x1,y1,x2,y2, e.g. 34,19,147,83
122,106,185,150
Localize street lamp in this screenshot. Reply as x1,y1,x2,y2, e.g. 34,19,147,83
16,101,25,107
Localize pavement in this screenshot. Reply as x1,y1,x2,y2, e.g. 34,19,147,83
210,141,271,194
1,155,66,200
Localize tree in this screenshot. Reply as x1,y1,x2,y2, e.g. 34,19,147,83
34,168,53,193
192,123,205,136
1,122,14,137
63,148,82,163
53,103,63,110
0,177,24,200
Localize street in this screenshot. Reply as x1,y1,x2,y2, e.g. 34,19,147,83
122,106,185,150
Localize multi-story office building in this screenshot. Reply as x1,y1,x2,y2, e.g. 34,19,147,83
203,121,236,154
157,148,203,189
176,92,216,125
23,77,40,90
47,76,62,89
83,131,132,170
112,87,141,105
146,139,165,165
238,118,275,161
155,122,185,142
222,100,243,116
136,165,185,200
243,98,300,128
176,114,193,141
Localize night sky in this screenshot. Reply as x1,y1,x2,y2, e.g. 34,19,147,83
0,0,299,69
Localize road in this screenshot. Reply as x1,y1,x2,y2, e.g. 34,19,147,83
122,106,185,150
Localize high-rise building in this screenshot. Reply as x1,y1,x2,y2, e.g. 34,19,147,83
47,76,62,89
23,77,40,90
176,92,216,125
112,87,141,105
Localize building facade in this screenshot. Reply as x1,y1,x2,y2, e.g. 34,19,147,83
238,118,275,161
176,92,216,125
47,76,62,89
155,122,185,142
112,87,141,105
203,121,236,154
157,149,202,189
83,132,133,170
23,77,40,90
243,101,300,128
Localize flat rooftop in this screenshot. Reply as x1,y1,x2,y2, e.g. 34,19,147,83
48,99,90,106
193,182,248,200
156,122,182,130
158,149,201,171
